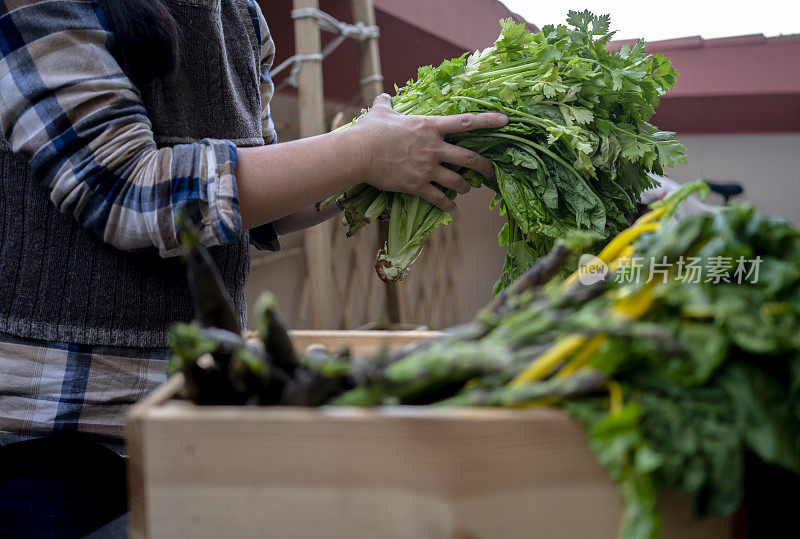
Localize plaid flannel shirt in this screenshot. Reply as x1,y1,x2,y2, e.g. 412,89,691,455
0,0,277,256
0,0,277,452
0,332,168,453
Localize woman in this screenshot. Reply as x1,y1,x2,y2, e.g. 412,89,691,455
0,0,506,536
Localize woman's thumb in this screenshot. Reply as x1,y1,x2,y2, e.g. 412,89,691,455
372,93,393,109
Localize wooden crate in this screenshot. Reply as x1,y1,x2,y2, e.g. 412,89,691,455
127,331,731,539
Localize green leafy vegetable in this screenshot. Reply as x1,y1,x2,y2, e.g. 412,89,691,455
329,11,685,291
335,199,800,538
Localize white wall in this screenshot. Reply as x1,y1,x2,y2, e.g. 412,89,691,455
666,133,800,224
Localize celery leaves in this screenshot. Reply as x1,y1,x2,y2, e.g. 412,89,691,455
331,11,686,290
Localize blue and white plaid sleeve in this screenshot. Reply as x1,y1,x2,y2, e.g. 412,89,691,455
0,0,244,258
247,0,282,251
249,0,277,146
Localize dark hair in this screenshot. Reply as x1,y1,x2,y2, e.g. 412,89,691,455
98,0,180,85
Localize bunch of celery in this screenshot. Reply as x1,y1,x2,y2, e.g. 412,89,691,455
322,11,686,293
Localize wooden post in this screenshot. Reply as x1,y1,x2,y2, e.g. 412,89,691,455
294,0,339,329
351,0,384,103
350,0,401,324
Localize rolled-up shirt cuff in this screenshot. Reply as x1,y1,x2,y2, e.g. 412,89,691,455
249,223,282,251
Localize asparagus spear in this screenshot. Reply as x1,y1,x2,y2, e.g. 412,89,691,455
254,292,299,376
280,368,343,406
327,341,516,405
196,327,276,402
437,369,608,407
382,341,515,403
382,322,486,367
169,323,225,403
169,323,271,405
176,212,241,333
330,386,386,406
277,346,352,406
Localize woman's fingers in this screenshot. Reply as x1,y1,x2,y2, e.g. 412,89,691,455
355,99,503,203
418,184,457,212
435,168,471,195
435,112,508,135
439,144,495,178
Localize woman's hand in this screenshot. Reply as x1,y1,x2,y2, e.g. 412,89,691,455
236,94,506,231
350,94,508,212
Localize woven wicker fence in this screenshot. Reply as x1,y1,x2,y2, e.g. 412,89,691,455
295,215,463,330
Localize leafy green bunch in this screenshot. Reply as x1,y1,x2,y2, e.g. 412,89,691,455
563,203,800,538
325,10,686,291
328,199,800,538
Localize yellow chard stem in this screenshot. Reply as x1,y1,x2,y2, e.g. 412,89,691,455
511,276,661,388
607,380,625,414
633,205,667,226
509,334,586,388
612,280,659,320
562,223,660,289
597,223,660,264
557,334,607,378
510,207,670,390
